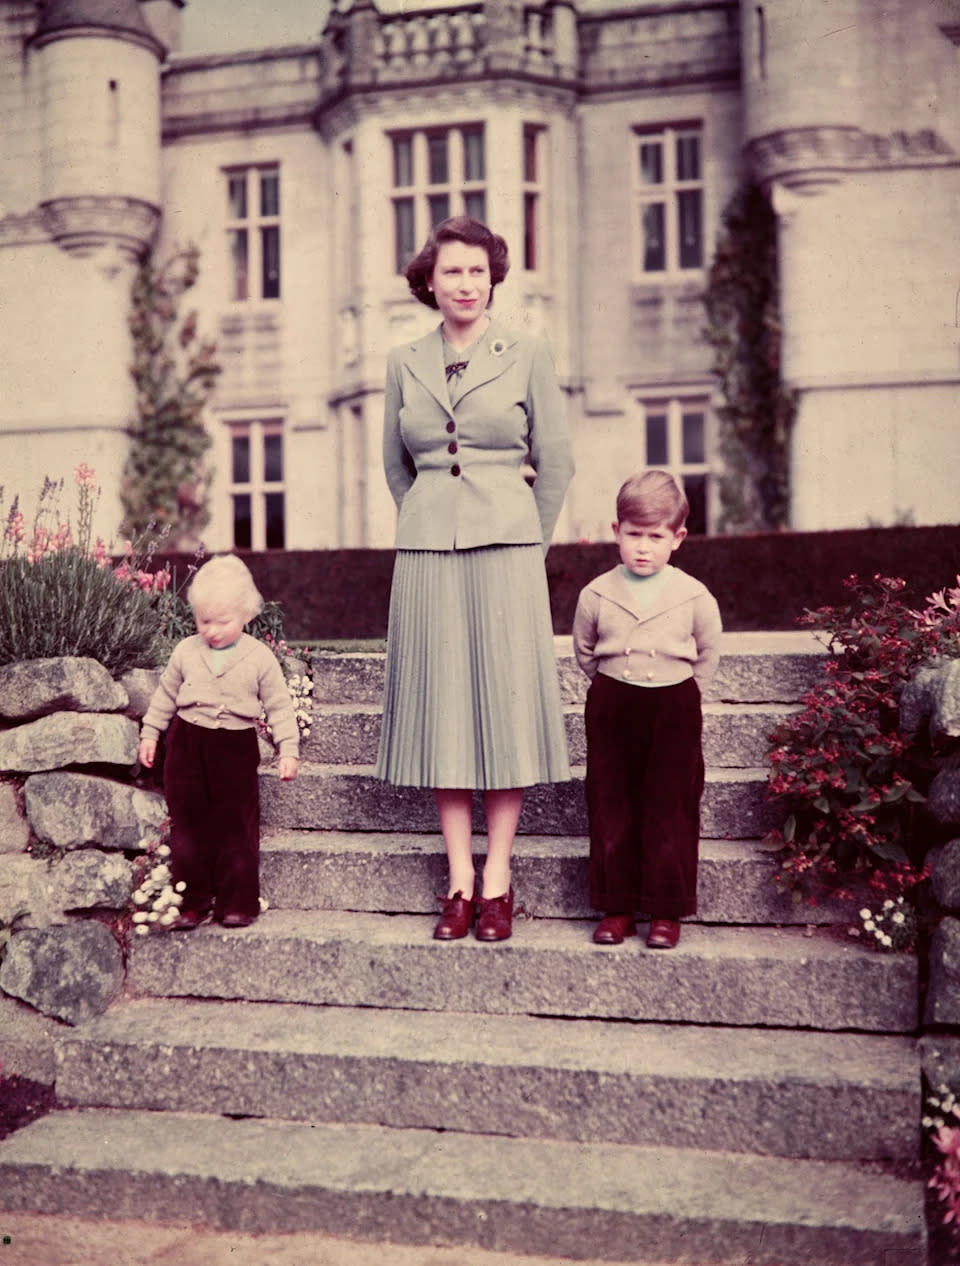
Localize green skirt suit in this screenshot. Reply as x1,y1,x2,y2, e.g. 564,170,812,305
375,319,574,790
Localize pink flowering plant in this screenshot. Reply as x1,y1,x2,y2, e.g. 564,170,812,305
766,573,960,910
925,1083,960,1253
0,466,175,673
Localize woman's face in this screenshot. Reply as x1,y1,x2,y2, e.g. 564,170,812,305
428,240,492,329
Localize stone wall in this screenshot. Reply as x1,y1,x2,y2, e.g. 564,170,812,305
902,661,960,1038
0,657,165,1075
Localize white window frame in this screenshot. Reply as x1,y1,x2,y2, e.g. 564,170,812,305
637,395,714,534
390,126,486,273
226,417,287,550
522,122,548,274
225,165,281,303
632,123,705,280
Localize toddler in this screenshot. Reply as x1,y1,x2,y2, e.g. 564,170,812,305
572,471,722,948
138,555,299,929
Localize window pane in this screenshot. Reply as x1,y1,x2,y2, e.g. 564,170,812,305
233,494,252,549
427,133,448,184
227,174,247,219
463,128,485,182
682,411,705,463
394,199,415,273
230,228,249,300
260,171,280,217
677,189,703,268
645,414,668,465
676,134,701,181
523,125,537,183
463,190,485,222
392,136,413,187
428,193,450,227
641,203,665,272
261,225,281,299
265,492,285,549
684,474,707,536
264,432,284,482
231,434,250,483
524,192,537,271
639,141,663,185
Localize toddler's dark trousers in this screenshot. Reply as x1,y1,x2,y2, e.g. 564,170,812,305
585,673,703,919
163,715,262,920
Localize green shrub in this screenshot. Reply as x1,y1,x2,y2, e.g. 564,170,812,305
0,548,166,674
766,573,960,905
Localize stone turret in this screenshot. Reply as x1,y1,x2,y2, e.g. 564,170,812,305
30,0,164,261
739,0,863,195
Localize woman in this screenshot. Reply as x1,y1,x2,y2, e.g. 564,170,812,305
375,216,574,942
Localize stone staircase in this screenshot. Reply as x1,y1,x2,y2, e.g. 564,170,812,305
0,632,928,1264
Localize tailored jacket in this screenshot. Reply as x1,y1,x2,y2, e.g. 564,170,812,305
572,564,723,695
382,319,574,552
141,633,300,758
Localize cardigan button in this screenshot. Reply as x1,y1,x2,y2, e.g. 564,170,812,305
650,649,657,657
646,672,655,680
623,668,632,679
448,441,458,455
446,421,455,434
451,464,461,477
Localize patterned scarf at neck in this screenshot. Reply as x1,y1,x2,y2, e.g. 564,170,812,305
445,360,469,381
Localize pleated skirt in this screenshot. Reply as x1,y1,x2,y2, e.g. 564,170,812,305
375,544,571,789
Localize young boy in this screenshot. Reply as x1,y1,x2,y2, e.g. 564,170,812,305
572,471,722,948
138,555,299,930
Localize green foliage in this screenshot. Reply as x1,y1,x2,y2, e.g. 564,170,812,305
702,184,797,534
767,574,960,905
121,245,221,548
0,550,166,674
0,472,169,673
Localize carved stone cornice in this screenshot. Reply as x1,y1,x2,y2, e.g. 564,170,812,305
746,125,957,194
39,196,160,260
314,76,576,140
0,210,51,248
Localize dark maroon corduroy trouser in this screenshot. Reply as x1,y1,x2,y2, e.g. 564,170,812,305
163,715,262,921
585,673,704,920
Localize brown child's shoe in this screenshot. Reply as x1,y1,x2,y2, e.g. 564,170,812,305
646,918,681,949
220,912,255,928
169,910,205,931
593,913,637,945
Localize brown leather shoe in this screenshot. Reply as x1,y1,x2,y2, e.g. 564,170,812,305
220,912,255,928
433,887,476,940
593,913,637,945
647,918,681,949
169,909,205,931
475,887,514,942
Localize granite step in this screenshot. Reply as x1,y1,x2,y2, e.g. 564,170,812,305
54,997,921,1162
125,910,919,1033
307,631,827,706
260,765,779,839
301,702,800,769
0,1109,926,1265
258,830,852,926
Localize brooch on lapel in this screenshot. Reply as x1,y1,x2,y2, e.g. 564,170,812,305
490,339,507,357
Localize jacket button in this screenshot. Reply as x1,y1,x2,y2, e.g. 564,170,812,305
446,421,455,434
623,668,632,679
448,441,458,455
451,464,461,477
647,672,655,680
650,649,657,658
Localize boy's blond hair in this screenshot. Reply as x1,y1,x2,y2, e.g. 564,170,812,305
616,471,689,532
187,555,263,623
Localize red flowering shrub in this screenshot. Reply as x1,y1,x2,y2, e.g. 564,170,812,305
766,574,960,904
